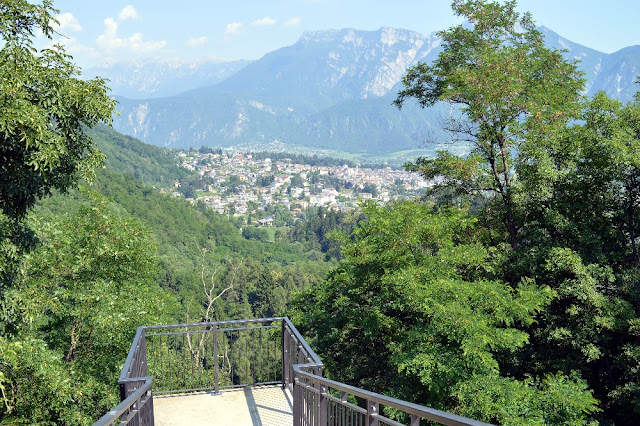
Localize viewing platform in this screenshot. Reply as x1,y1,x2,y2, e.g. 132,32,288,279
93,317,490,426
154,385,292,426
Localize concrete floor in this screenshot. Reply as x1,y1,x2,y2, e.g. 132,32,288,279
153,385,293,426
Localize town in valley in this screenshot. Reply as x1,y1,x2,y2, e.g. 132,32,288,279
173,148,431,226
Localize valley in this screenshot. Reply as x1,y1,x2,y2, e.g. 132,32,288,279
174,148,431,224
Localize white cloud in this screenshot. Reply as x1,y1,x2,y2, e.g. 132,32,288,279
97,17,166,54
54,12,82,32
186,36,208,48
284,17,302,27
252,17,277,27
224,22,244,36
118,5,139,21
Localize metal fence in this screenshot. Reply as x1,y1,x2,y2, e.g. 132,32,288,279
93,325,153,426
93,317,490,426
93,378,153,426
145,318,283,394
292,364,491,426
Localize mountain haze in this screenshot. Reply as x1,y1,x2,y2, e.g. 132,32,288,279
110,26,640,154
84,58,251,99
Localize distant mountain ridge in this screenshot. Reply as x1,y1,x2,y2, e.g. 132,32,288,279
539,27,640,101
109,26,640,154
84,58,251,99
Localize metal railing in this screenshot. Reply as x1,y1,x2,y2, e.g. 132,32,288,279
94,317,490,426
93,378,153,426
292,364,490,426
144,318,283,394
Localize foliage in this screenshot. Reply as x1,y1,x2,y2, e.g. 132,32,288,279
87,126,190,187
0,0,114,221
291,201,598,423
455,372,598,425
395,0,584,249
282,207,364,261
503,91,640,423
1,191,177,424
0,0,114,288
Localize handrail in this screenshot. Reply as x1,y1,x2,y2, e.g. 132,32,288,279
293,364,492,426
283,317,322,364
119,326,146,382
142,316,284,331
93,377,153,426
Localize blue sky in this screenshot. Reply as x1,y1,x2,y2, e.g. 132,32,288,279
46,0,640,68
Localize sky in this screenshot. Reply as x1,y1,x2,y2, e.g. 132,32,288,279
43,0,640,69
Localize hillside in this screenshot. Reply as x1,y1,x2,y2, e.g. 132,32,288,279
36,126,334,322
87,125,190,185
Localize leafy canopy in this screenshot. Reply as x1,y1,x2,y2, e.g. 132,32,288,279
292,201,599,423
0,0,115,221
395,0,584,248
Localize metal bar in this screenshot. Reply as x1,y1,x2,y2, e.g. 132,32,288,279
143,325,278,339
282,320,290,387
150,335,156,386
319,384,328,426
119,327,145,382
326,395,366,414
140,329,148,377
151,380,283,396
244,328,248,384
367,400,379,426
411,414,420,426
142,317,284,331
200,329,205,388
372,414,404,426
168,334,172,392
191,333,195,391
182,332,187,392
283,317,322,364
159,335,164,391
213,325,219,394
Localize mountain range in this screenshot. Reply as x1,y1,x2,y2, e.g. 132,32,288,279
84,58,251,99
105,26,640,155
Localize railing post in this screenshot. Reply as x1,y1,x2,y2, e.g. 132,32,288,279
367,400,379,426
140,329,148,377
318,384,327,426
119,382,127,405
282,320,290,388
213,324,220,395
293,376,301,426
143,386,155,426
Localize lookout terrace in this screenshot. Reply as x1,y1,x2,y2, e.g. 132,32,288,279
93,317,489,426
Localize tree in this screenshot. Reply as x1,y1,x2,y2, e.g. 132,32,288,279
395,0,584,249
508,90,640,423
360,182,378,197
291,201,598,424
1,191,177,423
0,0,115,284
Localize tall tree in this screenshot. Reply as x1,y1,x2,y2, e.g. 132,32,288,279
292,201,598,424
510,90,640,423
395,0,584,249
0,0,114,285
